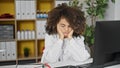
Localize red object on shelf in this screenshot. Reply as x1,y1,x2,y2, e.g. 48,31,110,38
0,13,14,19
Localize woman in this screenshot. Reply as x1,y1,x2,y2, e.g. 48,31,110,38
41,4,90,64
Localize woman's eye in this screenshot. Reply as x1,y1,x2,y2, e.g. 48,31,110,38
68,26,71,28
61,24,65,27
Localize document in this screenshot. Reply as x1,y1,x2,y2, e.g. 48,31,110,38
0,65,16,68
17,65,43,68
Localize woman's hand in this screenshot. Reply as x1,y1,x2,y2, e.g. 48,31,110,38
68,30,73,39
57,25,64,40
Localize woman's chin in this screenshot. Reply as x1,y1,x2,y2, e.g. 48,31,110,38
64,35,68,38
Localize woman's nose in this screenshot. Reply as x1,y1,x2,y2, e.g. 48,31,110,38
65,27,69,31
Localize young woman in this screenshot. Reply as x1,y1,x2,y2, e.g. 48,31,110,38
41,4,90,64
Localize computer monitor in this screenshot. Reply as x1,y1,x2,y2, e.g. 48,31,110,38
93,20,120,67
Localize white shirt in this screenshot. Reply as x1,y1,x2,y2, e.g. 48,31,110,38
41,33,90,64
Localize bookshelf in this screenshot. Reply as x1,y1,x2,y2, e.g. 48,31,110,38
0,0,70,65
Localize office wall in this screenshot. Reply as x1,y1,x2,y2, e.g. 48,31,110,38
76,0,120,25
104,0,115,20
104,0,120,20
114,0,120,20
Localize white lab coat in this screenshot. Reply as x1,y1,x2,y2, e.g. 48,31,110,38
41,33,90,64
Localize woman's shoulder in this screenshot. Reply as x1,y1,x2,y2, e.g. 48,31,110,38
45,33,58,39
75,35,85,41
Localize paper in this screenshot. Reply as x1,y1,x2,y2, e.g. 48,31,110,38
16,65,43,68
0,65,16,68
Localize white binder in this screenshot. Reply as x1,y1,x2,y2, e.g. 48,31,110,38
36,21,40,39
30,0,36,19
0,42,6,61
36,20,46,39
10,41,16,60
5,41,16,60
36,21,41,39
6,42,11,60
41,20,46,39
26,0,31,19
21,0,26,19
0,42,2,61
15,0,21,19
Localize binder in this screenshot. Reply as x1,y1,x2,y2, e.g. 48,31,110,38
5,41,16,60
21,0,26,19
6,42,11,60
30,0,36,19
10,41,16,60
0,42,6,61
41,20,46,39
26,0,31,19
36,20,46,39
0,42,2,60
36,21,41,39
15,0,21,19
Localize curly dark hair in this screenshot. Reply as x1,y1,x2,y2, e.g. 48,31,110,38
46,4,86,37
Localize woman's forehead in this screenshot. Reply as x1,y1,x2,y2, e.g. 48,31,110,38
58,18,70,25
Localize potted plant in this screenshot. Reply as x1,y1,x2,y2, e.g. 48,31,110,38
24,47,30,57
84,0,115,44
83,24,95,57
83,0,115,57
69,0,83,10
83,24,94,47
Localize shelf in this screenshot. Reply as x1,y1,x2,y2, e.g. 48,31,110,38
0,0,15,15
17,39,36,41
36,18,47,20
37,39,45,40
18,57,36,60
0,0,69,65
17,21,35,31
37,56,42,59
17,41,36,59
0,60,16,62
16,19,36,21
37,40,44,57
37,0,54,12
0,18,15,21
0,39,15,42
0,21,15,24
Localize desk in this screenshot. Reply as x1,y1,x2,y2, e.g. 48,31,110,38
0,57,119,68
105,64,120,68
0,62,120,68
49,58,93,68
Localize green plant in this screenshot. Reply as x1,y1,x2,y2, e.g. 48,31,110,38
85,0,109,25
83,0,115,46
111,0,115,3
83,24,95,46
24,47,30,57
68,0,83,10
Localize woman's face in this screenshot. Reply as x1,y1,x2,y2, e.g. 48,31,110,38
57,18,73,37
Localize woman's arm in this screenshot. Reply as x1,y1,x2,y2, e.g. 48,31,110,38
41,34,63,63
65,36,90,62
